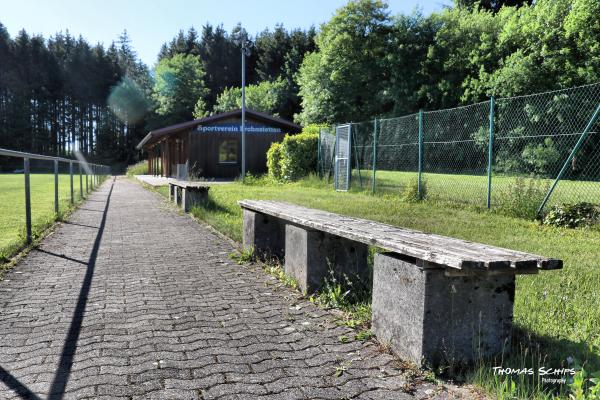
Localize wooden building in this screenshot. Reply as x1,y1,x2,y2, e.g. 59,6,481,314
137,109,302,179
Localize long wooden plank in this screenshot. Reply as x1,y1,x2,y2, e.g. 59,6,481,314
239,200,562,271
279,202,556,270
168,179,210,189
247,201,552,271
256,203,502,269
244,201,514,267
242,201,471,269
249,200,556,269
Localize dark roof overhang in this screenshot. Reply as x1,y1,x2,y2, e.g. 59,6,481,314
136,109,302,150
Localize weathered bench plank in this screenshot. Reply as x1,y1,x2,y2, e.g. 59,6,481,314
238,200,562,272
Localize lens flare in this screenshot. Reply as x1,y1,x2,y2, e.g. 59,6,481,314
107,76,150,124
74,150,92,175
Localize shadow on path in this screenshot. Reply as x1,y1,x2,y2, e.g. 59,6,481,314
33,249,87,266
0,366,42,400
62,221,99,230
48,178,114,399
0,178,114,400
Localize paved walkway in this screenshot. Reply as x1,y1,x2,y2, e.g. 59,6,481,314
0,177,468,400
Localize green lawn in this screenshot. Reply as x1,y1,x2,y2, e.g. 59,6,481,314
150,175,600,398
349,169,600,209
0,173,90,262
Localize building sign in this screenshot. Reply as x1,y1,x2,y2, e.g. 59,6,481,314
196,123,282,134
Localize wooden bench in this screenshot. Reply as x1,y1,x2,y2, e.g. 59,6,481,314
239,200,562,366
168,179,210,212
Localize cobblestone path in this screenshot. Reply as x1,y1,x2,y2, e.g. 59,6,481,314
0,177,471,399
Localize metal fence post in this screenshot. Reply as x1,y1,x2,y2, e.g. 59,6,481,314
317,130,321,178
372,118,378,194
69,161,74,205
334,125,338,190
537,103,600,214
418,110,424,199
86,169,88,193
79,163,83,199
487,96,495,209
24,158,32,244
54,159,59,214
347,124,353,189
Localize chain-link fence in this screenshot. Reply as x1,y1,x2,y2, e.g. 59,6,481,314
318,82,600,212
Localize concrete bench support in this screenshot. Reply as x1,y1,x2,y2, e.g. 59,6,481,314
168,181,209,212
173,186,181,206
285,223,369,293
372,252,515,366
169,184,176,202
243,209,285,259
181,187,209,212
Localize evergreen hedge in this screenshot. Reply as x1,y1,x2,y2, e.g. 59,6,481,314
267,130,318,182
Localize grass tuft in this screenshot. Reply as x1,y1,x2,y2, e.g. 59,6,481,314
125,160,148,176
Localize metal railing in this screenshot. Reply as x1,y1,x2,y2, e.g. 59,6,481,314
0,148,110,244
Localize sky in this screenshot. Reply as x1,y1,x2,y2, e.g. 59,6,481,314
1,0,451,67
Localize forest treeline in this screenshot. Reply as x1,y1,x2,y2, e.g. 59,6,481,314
0,28,151,166
0,0,598,167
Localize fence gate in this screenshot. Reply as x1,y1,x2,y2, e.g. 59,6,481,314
334,124,352,191
318,127,337,180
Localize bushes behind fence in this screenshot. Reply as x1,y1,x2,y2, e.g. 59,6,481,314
126,160,149,176
267,129,318,182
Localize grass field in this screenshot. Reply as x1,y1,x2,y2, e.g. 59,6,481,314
347,169,600,210
0,173,89,262
149,174,600,398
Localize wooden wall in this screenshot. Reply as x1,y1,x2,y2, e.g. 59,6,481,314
189,130,285,179
148,115,299,179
